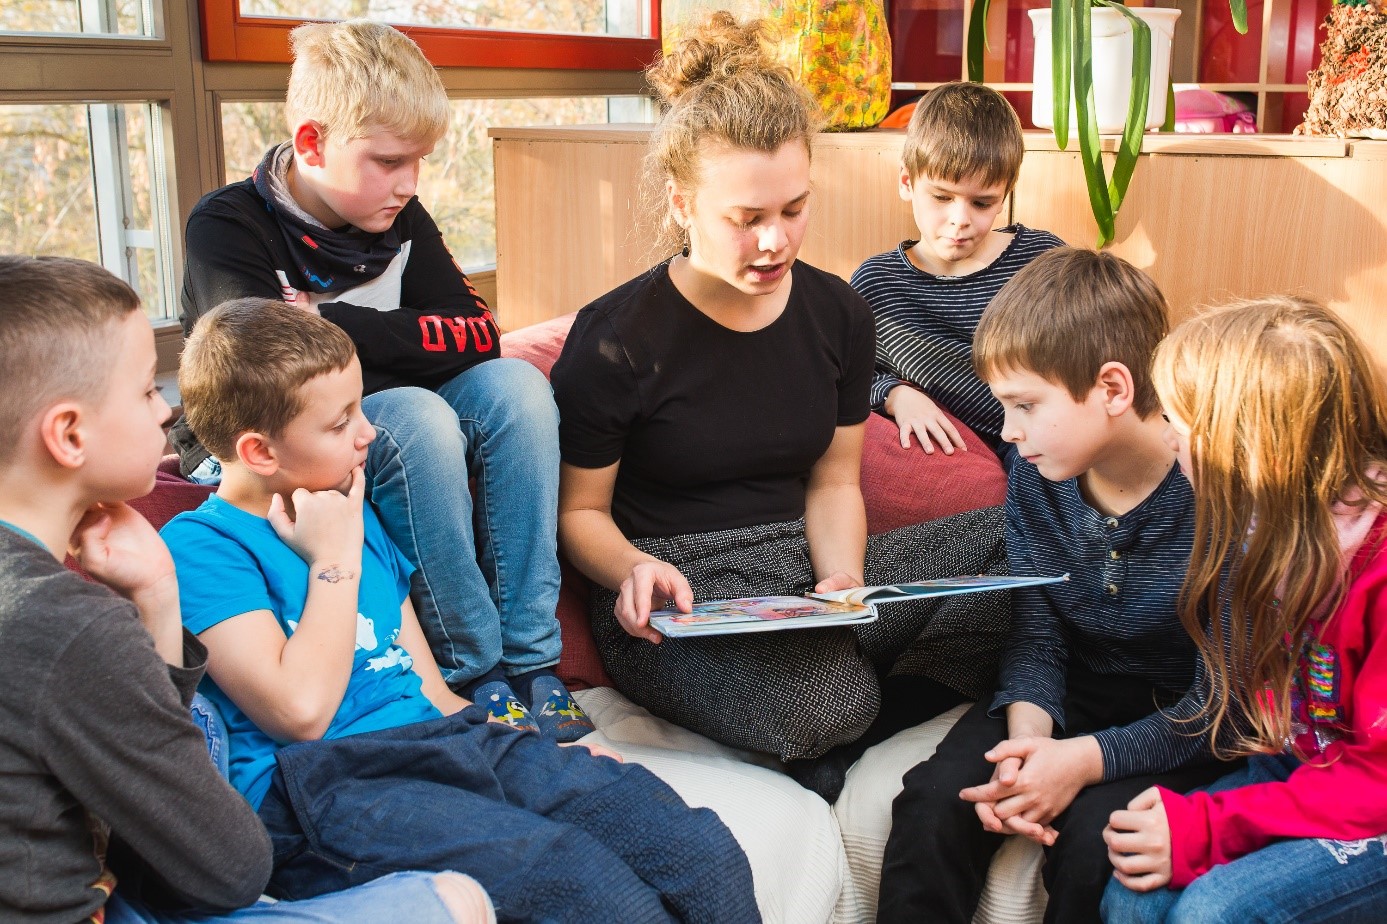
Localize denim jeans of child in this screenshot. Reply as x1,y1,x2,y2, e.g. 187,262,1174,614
103,870,459,923
255,708,760,924
363,358,562,689
1101,753,1387,923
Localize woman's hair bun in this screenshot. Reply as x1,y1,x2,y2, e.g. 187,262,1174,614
647,11,782,104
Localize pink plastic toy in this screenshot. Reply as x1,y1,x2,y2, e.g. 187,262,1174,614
1173,87,1258,133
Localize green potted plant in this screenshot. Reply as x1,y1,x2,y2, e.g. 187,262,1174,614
967,0,1248,245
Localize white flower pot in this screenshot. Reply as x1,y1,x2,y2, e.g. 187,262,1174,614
1029,7,1181,133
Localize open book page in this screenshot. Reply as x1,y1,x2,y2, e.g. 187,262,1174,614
808,573,1069,606
649,596,876,638
648,574,1067,638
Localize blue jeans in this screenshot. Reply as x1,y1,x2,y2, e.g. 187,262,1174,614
362,358,562,688
256,707,759,923
104,871,457,923
1101,754,1387,923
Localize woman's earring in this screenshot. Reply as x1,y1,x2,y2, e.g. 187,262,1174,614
680,226,690,259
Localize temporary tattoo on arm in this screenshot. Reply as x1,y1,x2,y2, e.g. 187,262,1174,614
315,566,355,584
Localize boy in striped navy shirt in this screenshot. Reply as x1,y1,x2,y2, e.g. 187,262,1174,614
877,249,1231,924
850,83,1062,452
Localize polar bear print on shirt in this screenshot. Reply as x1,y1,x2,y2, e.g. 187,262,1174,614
355,613,377,650
366,647,413,673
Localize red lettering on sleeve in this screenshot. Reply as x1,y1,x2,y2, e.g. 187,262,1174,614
420,313,498,354
467,316,496,353
419,316,448,351
439,316,470,351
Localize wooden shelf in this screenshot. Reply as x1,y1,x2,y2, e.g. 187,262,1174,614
491,125,1387,365
491,124,1352,158
1021,131,1348,157
889,0,1330,132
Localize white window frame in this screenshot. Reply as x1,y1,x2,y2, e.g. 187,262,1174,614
88,102,180,322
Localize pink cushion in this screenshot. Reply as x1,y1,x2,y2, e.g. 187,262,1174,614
860,410,1006,534
501,313,576,378
556,561,613,689
133,457,216,530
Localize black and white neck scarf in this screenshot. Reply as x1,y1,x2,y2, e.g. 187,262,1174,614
251,143,402,294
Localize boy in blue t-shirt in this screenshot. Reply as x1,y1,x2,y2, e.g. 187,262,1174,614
178,20,588,741
850,82,1063,453
165,476,440,808
161,297,757,922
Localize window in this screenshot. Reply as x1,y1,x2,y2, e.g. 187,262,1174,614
2,0,190,340
200,0,659,68
1,0,158,37
0,102,178,322
1,0,647,354
221,95,653,270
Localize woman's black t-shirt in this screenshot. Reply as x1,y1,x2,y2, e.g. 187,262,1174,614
552,259,875,539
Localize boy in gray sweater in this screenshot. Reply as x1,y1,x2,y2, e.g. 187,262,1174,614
0,255,489,923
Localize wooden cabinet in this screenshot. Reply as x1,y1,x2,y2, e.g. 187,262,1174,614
492,124,1387,360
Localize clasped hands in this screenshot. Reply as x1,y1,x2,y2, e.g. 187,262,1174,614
958,734,1102,846
957,734,1174,891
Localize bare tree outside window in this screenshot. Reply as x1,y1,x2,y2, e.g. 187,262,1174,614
0,105,100,264
0,102,176,322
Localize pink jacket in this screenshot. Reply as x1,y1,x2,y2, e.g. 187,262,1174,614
1161,510,1387,887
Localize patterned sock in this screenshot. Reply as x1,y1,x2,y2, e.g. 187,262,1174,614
467,668,539,733
513,668,596,743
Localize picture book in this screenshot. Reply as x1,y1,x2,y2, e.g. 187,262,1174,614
649,573,1068,638
649,596,875,638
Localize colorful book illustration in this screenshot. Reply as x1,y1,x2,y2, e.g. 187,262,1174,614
649,573,1068,638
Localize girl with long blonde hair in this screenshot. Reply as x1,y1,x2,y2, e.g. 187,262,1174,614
1101,295,1387,921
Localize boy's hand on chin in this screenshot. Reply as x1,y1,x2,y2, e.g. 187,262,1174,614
70,502,177,601
72,502,184,662
269,465,367,570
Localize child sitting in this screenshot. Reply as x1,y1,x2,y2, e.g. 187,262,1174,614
0,256,489,923
877,249,1230,924
1101,296,1387,922
851,82,1063,453
161,297,758,922
177,19,587,739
